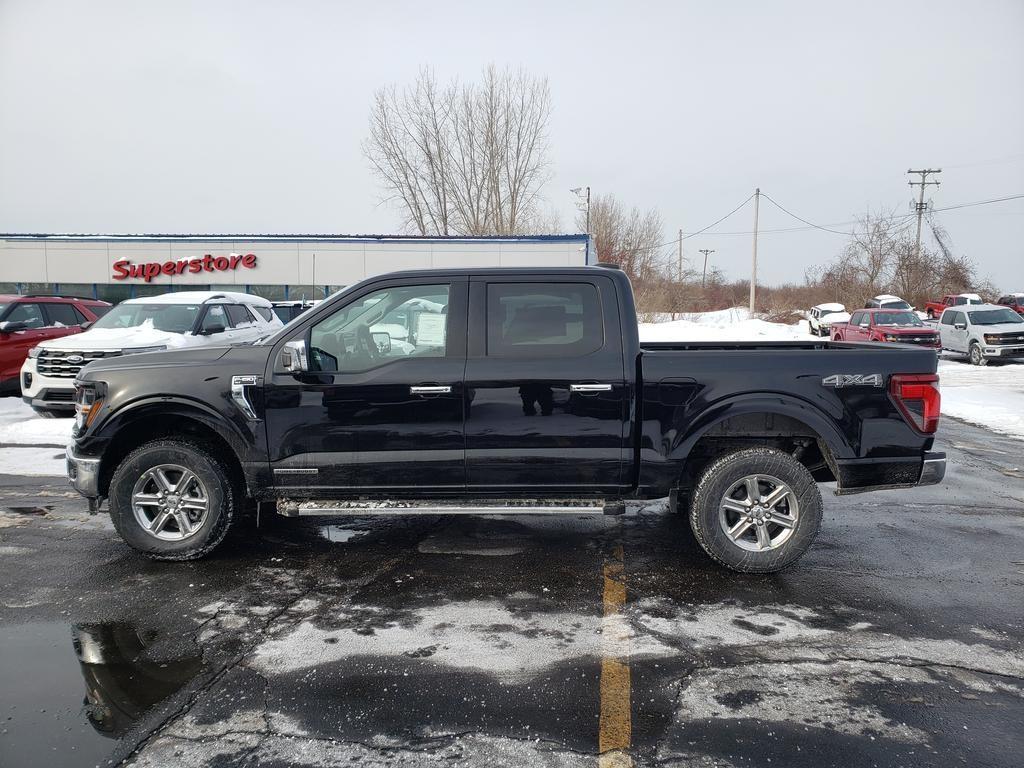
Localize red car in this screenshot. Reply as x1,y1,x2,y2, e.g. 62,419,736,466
830,308,940,348
997,293,1024,315
924,293,983,320
0,294,112,394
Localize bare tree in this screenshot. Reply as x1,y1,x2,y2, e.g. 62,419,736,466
365,66,553,236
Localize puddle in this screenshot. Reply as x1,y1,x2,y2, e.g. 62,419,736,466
318,525,367,543
3,505,54,516
0,621,203,767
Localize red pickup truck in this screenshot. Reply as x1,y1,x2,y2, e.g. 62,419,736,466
830,308,940,348
925,293,983,320
997,293,1024,315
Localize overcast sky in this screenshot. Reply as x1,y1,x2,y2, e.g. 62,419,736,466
1,0,1022,287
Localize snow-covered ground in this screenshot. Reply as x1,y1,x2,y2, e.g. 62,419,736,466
639,307,814,342
0,397,72,476
936,357,1024,440
0,306,1019,478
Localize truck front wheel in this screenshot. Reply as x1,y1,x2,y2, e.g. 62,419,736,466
689,447,822,573
108,440,236,561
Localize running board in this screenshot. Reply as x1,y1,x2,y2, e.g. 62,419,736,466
276,498,625,517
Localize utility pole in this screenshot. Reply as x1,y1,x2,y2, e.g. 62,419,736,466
749,188,760,314
699,249,715,288
907,168,941,261
571,186,591,232
677,229,683,282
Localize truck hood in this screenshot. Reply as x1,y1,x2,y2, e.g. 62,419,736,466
38,326,195,352
76,343,273,381
875,325,934,334
974,322,1024,335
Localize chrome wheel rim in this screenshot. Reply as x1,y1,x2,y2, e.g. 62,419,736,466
970,345,981,364
131,464,209,542
719,474,799,552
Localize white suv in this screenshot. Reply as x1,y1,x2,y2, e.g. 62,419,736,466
21,291,282,416
938,303,1024,365
808,303,850,336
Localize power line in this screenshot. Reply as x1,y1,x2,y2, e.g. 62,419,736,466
758,193,853,235
681,194,754,240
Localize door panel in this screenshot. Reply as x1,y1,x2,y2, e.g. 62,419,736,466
263,280,467,494
463,277,628,494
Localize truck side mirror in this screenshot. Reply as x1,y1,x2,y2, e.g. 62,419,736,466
954,322,966,331
0,320,30,333
200,320,227,335
280,339,308,373
371,331,392,354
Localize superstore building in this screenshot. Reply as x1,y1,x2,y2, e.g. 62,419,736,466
0,234,593,302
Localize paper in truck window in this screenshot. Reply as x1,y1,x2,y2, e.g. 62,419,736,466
415,313,446,347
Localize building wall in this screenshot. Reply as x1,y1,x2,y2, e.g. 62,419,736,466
0,236,591,291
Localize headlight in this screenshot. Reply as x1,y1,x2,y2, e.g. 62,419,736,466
27,347,41,358
983,334,999,344
884,334,898,342
122,345,167,355
74,383,105,431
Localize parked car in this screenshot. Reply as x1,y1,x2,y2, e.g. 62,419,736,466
865,294,913,310
66,266,944,573
21,291,281,417
270,300,317,324
996,293,1024,316
0,294,111,395
924,293,983,320
829,308,940,349
938,304,1024,365
807,303,850,337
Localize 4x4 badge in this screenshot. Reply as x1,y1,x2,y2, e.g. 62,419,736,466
822,373,883,388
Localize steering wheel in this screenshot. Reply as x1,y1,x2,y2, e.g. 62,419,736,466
356,326,378,359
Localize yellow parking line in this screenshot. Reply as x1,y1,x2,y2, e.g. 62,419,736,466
599,544,633,768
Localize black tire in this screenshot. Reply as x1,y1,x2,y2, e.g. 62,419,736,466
689,447,822,573
969,342,988,366
108,439,236,561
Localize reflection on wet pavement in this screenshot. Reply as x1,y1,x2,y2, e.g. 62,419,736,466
0,621,202,768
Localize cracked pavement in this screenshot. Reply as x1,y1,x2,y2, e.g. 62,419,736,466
0,417,1022,767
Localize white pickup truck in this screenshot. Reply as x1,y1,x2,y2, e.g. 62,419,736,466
938,304,1024,365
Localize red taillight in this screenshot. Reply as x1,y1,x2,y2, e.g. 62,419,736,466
890,374,940,434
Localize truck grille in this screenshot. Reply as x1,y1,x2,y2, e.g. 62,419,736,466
36,349,122,378
899,335,939,345
989,332,1024,344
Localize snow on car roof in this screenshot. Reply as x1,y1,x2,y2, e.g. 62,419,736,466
873,294,905,302
123,291,273,307
813,302,846,311
958,293,982,299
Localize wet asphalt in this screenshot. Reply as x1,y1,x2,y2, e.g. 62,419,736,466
0,417,1022,768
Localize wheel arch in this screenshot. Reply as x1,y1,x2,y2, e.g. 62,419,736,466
668,395,851,493
95,401,249,499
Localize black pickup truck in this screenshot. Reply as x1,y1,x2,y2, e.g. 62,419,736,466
66,266,945,572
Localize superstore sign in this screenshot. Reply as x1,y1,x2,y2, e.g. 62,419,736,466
112,253,257,282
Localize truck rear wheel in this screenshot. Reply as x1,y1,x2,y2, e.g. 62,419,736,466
689,447,822,573
108,439,236,561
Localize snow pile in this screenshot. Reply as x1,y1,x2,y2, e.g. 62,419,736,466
639,307,814,342
936,358,1024,441
0,398,72,476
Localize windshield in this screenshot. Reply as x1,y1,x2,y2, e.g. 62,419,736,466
0,303,8,317
968,309,1024,325
874,311,922,326
92,303,202,334
880,301,912,310
820,308,844,317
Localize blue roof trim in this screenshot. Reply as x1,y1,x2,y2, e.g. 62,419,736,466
0,233,589,244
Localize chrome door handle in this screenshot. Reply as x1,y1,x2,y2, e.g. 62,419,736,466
570,383,613,393
410,385,452,395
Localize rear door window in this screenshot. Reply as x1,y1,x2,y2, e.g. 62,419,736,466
486,283,603,358
43,302,83,327
225,304,255,327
